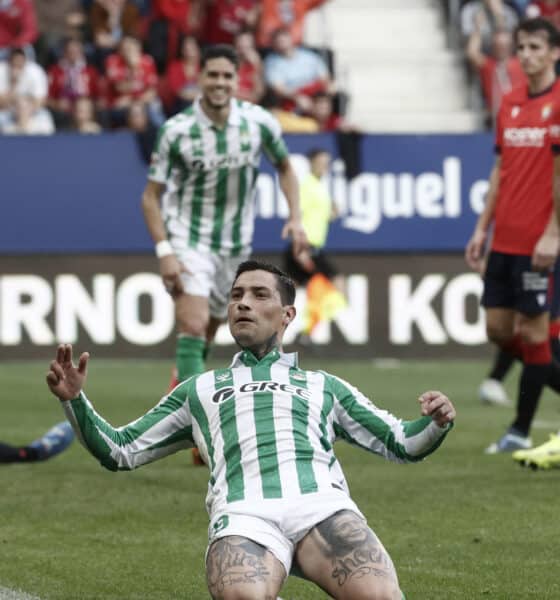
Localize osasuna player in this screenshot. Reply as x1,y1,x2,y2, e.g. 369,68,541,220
465,17,560,453
142,45,306,381
46,261,456,600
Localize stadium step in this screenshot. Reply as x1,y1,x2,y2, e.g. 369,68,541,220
305,0,481,133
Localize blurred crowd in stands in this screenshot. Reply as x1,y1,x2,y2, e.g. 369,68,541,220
0,0,353,139
459,0,560,127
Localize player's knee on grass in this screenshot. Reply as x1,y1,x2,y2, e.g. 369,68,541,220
206,536,285,600
295,510,400,600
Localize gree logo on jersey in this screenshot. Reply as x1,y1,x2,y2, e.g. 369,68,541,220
211,381,311,403
503,127,547,147
190,154,255,171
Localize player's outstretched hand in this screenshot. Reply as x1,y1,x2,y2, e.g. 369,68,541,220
418,391,456,428
46,344,89,401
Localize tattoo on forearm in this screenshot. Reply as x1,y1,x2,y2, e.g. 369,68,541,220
313,510,396,587
206,537,279,597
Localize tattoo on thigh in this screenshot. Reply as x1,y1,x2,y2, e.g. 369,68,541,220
313,510,395,587
206,536,276,596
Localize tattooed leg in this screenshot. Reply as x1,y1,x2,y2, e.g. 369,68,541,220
295,510,401,600
206,535,285,600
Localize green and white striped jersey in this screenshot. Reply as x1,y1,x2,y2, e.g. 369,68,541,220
63,350,453,517
148,98,288,257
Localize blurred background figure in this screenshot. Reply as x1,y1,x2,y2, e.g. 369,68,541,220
71,95,101,133
283,147,345,345
526,0,560,28
461,0,519,50
102,35,163,128
234,29,264,103
163,34,200,114
90,0,141,69
0,0,37,61
0,421,74,464
33,0,85,68
127,99,156,162
256,0,327,49
1,92,54,133
466,11,525,126
264,26,333,114
146,0,204,74
202,0,258,45
0,47,49,131
47,37,99,129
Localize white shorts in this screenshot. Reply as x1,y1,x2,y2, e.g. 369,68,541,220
170,244,250,319
206,491,365,577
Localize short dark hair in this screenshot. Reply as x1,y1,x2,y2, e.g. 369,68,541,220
516,17,560,47
307,147,330,161
200,44,239,70
233,260,296,305
9,47,25,60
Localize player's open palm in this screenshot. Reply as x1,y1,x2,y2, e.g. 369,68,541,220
46,344,89,401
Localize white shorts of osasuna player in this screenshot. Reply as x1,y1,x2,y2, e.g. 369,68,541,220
170,243,250,319
206,489,365,577
0,586,43,600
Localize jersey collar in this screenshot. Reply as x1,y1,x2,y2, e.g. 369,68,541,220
193,97,242,129
230,348,299,368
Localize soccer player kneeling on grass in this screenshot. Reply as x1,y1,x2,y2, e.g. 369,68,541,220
46,260,456,600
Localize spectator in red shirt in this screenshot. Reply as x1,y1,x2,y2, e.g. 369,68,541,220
256,0,327,49
527,0,560,29
234,30,264,103
0,0,37,60
103,35,164,127
467,11,526,124
47,38,99,129
203,0,258,45
90,0,141,69
164,34,200,113
146,0,204,74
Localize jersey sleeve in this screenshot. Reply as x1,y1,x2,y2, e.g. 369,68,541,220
148,122,172,183
61,385,194,471
326,373,453,463
255,106,289,165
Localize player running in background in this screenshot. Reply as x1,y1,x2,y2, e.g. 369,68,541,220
283,147,345,344
465,17,560,453
46,260,455,600
142,44,306,388
0,421,74,464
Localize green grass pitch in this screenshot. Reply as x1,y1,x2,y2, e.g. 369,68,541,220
1,358,559,599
